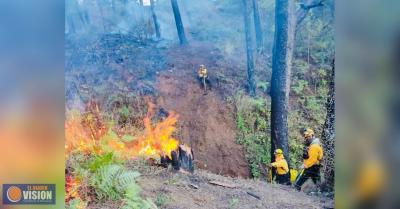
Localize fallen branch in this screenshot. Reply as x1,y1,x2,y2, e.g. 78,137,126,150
209,180,236,188
189,183,199,189
246,191,261,200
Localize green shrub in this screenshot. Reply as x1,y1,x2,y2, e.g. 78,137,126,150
292,79,308,95
90,164,157,209
118,105,131,122
233,92,271,178
155,192,169,208
68,149,157,209
256,81,269,92
233,91,311,175
228,198,239,209
88,152,121,173
66,198,87,209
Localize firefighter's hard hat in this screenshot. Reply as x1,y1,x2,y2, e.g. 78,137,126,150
274,149,283,155
302,128,314,138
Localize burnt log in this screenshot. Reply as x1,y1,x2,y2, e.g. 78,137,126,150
209,181,236,188
160,144,194,173
171,149,180,170
160,152,178,170
178,144,194,173
247,191,261,200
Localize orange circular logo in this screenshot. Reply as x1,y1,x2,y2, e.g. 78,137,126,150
7,186,22,202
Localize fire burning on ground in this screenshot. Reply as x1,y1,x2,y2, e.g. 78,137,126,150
130,103,179,160
65,102,180,161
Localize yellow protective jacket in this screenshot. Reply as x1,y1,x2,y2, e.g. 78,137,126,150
303,138,323,168
198,68,207,78
271,155,289,175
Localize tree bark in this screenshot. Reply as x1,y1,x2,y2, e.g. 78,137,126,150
171,0,188,45
252,0,264,53
178,145,194,173
150,0,161,39
270,0,296,166
242,0,256,96
321,58,335,192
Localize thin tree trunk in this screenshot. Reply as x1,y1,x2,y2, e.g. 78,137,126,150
171,0,188,45
321,58,335,192
270,0,296,166
243,0,256,96
150,0,161,39
252,0,263,53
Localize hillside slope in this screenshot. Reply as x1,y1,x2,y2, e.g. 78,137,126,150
136,166,333,209
66,36,252,177
155,43,249,177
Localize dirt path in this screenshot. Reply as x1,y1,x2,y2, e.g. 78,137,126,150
137,167,333,209
154,44,250,177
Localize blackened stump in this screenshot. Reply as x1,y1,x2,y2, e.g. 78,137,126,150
171,150,180,170
178,145,194,173
160,145,194,173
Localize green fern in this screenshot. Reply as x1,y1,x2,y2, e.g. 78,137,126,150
122,184,158,209
115,170,141,192
92,164,122,200
87,152,119,173
89,164,157,208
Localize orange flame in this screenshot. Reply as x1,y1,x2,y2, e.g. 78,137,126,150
132,111,179,159
65,110,98,156
65,102,179,160
129,102,179,159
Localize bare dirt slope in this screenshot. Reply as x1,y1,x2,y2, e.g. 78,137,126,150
137,166,333,209
154,43,249,177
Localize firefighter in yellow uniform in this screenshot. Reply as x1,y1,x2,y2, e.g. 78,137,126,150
294,128,324,191
270,149,290,185
198,64,207,79
197,64,208,93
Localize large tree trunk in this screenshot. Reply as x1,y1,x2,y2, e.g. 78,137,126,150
270,0,296,166
150,0,161,39
321,58,335,192
252,0,263,53
242,0,256,96
171,0,188,45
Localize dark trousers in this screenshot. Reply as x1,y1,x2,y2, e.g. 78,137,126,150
275,173,290,185
295,165,321,190
197,77,211,90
